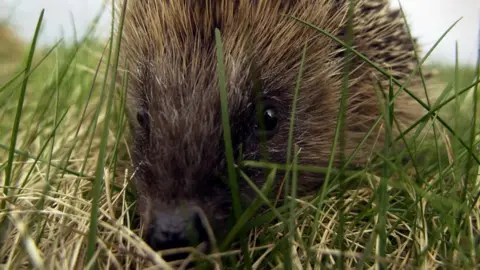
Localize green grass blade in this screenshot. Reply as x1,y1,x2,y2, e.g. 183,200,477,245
214,27,252,268
283,42,308,269
214,28,242,222
85,0,128,266
2,9,44,211
220,168,279,250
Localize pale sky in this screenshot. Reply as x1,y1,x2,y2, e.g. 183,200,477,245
2,0,479,66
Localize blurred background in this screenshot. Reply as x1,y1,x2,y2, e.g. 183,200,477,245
1,0,480,66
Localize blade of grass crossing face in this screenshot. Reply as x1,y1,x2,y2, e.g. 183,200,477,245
85,0,128,266
220,168,279,250
283,42,308,269
240,160,359,178
2,9,44,211
214,28,241,221
214,28,252,268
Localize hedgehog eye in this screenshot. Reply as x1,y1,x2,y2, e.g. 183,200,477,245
263,107,278,131
256,105,278,139
137,108,150,133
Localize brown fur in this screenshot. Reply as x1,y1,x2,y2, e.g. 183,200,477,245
117,0,433,248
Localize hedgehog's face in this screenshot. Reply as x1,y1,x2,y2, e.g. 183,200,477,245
121,0,428,263
128,53,297,259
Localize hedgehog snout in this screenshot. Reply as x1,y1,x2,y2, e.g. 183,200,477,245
145,205,210,261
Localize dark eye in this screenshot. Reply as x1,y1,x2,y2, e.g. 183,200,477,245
137,107,150,133
257,105,278,139
263,107,278,131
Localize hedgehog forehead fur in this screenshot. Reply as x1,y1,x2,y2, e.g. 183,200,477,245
118,0,432,247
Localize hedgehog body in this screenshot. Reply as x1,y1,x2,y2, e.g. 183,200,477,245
118,0,431,255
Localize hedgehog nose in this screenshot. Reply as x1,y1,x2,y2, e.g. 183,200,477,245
145,209,209,261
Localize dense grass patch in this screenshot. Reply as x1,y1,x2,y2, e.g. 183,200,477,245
1,3,479,269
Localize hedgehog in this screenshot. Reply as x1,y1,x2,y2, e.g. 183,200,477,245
118,0,433,259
